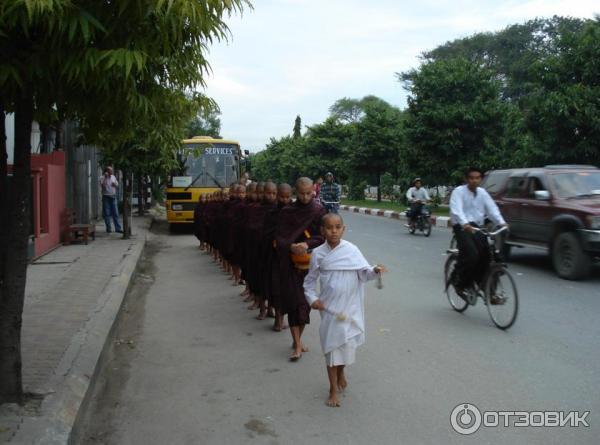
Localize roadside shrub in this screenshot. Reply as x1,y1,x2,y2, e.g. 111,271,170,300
348,179,367,200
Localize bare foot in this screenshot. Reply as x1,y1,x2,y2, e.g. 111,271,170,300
326,393,341,407
272,324,282,332
247,302,258,310
289,350,302,361
290,343,309,352
256,311,266,320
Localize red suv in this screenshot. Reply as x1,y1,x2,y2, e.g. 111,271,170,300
482,165,600,280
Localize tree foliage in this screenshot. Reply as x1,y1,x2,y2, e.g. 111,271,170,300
401,57,519,184
0,0,250,403
185,107,222,139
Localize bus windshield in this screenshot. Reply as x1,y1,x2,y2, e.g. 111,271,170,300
177,143,239,188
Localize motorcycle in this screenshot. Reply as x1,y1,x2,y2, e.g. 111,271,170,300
322,200,340,214
405,204,432,237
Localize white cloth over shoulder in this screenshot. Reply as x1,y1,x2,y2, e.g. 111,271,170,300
304,240,378,356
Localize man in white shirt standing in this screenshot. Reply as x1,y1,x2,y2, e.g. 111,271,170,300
449,167,507,299
406,178,430,228
100,166,122,233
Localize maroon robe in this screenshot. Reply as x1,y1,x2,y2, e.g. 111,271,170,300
193,201,205,242
274,199,326,325
245,201,275,296
262,202,287,310
221,197,242,262
241,200,262,282
204,201,219,248
231,200,250,267
215,199,231,253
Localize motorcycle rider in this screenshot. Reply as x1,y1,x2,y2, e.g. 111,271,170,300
406,177,430,228
320,172,341,214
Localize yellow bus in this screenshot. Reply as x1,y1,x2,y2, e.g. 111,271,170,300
166,136,242,229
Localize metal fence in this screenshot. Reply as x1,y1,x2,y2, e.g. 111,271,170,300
63,121,102,224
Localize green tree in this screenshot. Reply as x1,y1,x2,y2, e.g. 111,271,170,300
422,16,587,101
0,0,249,403
293,115,302,139
185,108,222,139
329,97,364,123
304,117,355,183
350,101,404,201
523,18,600,166
400,58,516,185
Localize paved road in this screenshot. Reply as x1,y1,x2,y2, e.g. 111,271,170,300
79,212,599,445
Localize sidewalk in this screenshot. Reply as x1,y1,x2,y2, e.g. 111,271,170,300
0,215,152,444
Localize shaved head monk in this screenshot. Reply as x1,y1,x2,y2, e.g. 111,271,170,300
244,181,276,319
224,184,247,285
275,177,326,360
264,183,293,331
239,182,257,300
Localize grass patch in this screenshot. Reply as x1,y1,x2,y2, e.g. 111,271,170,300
341,199,450,216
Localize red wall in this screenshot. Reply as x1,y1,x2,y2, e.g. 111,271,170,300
30,151,66,258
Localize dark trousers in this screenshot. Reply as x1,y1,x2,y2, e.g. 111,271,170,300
453,224,490,289
102,195,122,232
409,202,423,223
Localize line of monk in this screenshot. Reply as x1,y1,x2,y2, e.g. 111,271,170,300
194,177,326,361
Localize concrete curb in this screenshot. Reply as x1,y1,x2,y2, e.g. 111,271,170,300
12,217,153,445
340,205,452,228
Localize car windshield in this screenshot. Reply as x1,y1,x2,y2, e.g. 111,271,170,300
549,172,600,199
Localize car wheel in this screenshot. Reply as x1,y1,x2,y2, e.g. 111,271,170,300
552,232,591,280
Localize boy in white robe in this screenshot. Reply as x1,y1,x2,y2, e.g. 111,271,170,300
304,213,386,407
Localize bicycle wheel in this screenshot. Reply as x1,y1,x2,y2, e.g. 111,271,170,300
408,223,416,234
485,266,518,329
423,217,432,237
444,254,468,312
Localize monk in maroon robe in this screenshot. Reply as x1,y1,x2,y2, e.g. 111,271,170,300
193,194,207,250
237,183,257,299
262,183,292,330
275,177,326,360
209,191,224,262
244,182,276,318
215,186,235,272
243,182,266,309
203,193,216,254
223,184,246,284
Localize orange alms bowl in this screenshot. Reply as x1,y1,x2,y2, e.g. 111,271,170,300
290,252,311,270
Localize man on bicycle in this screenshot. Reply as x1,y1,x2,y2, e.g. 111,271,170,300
320,172,341,214
449,167,508,302
406,178,430,228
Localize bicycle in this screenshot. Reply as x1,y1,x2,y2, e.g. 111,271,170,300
444,226,518,330
406,204,432,237
322,200,340,214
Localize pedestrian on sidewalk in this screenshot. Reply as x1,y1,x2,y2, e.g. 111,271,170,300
304,213,387,407
100,166,123,233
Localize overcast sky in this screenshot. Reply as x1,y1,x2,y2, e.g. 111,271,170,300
203,0,598,152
